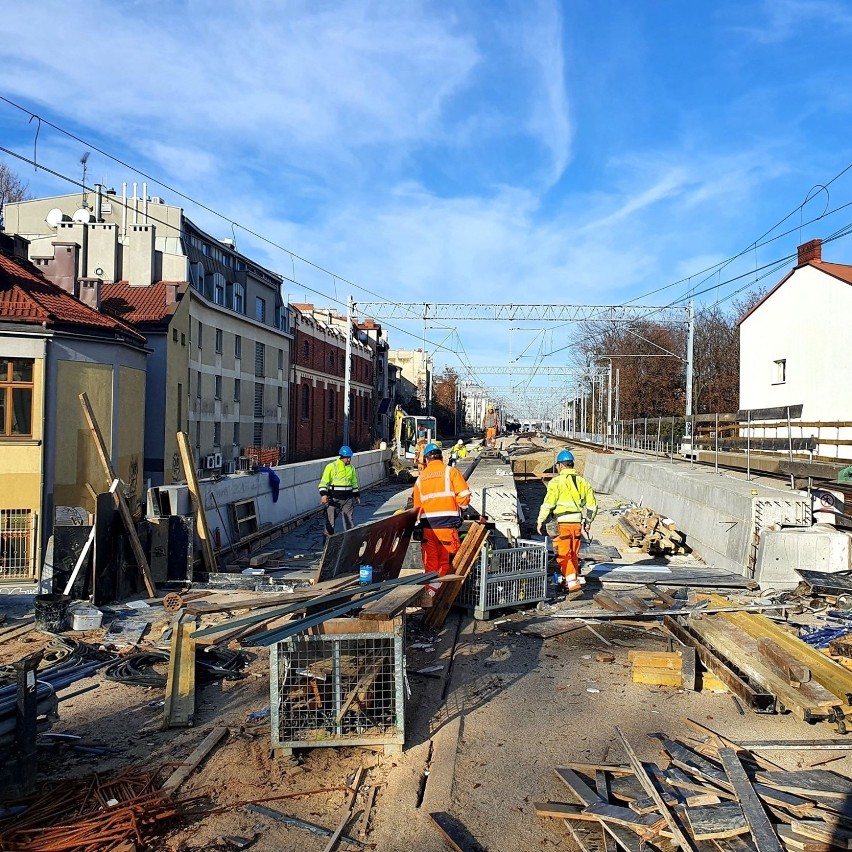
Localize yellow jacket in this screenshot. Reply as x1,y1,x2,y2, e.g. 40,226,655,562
537,468,597,525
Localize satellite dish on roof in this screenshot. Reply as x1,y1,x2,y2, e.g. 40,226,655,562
72,208,95,224
45,208,67,228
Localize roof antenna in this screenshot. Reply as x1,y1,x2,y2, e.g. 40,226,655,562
79,151,90,209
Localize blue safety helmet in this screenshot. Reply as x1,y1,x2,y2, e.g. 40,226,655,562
339,445,353,458
424,442,442,457
556,449,575,464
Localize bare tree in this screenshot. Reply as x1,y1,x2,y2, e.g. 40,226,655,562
431,367,460,436
0,162,29,227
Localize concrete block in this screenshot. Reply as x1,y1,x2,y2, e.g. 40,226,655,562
754,526,852,589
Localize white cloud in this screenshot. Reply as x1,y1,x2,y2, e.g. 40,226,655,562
736,0,852,44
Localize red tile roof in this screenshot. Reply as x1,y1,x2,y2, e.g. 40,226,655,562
0,250,145,342
737,257,852,326
102,281,183,324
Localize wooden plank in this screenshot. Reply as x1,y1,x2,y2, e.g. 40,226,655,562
791,821,852,849
594,592,633,611
756,771,852,800
423,523,489,630
681,646,698,691
536,801,586,819
683,802,749,840
615,728,697,852
582,801,664,833
563,819,610,852
758,637,811,684
610,775,648,803
428,812,466,852
164,618,196,728
323,766,365,852
631,668,684,687
627,650,683,669
177,431,217,575
778,825,847,852
718,747,785,852
79,391,156,597
359,585,423,620
601,821,647,852
161,726,229,794
555,767,603,807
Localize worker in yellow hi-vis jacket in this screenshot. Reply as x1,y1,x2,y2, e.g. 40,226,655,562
536,449,596,595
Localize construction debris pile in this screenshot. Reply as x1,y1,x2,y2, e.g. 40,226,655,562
613,506,691,556
537,722,852,852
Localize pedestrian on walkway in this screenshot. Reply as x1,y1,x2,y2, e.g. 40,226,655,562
318,445,361,536
413,442,472,604
483,405,499,447
536,449,597,595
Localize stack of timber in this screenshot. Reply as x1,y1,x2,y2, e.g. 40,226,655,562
662,594,852,724
629,650,691,688
536,722,852,852
614,507,690,556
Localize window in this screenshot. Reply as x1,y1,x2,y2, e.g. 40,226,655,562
302,340,310,361
0,359,33,436
773,359,787,384
278,348,284,371
253,422,263,446
364,395,370,422
214,281,225,306
213,421,221,447
195,420,201,448
0,509,34,579
255,297,266,323
233,421,240,446
234,335,242,360
329,351,335,370
301,383,310,419
277,385,283,406
197,321,203,349
254,383,264,417
234,283,245,314
255,342,265,377
172,328,178,342
215,375,222,399
196,371,202,398
328,388,336,420
215,328,223,354
234,378,241,402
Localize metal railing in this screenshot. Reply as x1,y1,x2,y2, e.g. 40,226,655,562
0,509,36,580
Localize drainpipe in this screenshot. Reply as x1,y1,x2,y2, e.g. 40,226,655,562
121,182,127,239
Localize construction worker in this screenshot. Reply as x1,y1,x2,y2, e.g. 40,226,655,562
483,405,499,447
413,442,471,604
318,446,361,536
414,426,429,471
536,449,597,595
449,439,468,466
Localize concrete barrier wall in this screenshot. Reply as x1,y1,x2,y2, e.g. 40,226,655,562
583,453,808,576
155,449,390,548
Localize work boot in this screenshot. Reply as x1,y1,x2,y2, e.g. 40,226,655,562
566,588,585,601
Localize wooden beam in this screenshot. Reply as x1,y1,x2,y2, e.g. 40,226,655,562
160,726,229,794
323,766,365,852
359,585,423,620
177,431,218,574
718,747,784,852
164,618,196,728
615,728,698,852
79,392,155,597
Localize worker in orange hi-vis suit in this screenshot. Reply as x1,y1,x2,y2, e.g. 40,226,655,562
483,405,499,447
414,427,429,471
412,442,471,604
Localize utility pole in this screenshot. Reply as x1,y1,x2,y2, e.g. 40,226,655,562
684,299,695,443
343,294,353,447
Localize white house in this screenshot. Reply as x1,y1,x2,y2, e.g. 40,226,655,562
738,238,852,461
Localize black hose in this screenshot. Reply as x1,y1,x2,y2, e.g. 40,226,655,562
104,648,250,688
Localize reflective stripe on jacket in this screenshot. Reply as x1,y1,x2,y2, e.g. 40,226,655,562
413,460,471,528
318,459,360,498
537,469,597,525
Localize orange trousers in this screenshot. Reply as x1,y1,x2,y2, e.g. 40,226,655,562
421,527,461,595
554,522,583,590
485,427,497,445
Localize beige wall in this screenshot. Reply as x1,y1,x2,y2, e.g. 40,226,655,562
54,361,113,509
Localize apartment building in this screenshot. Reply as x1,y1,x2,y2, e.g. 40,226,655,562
289,305,374,461
387,348,432,411
3,188,292,484
0,233,147,583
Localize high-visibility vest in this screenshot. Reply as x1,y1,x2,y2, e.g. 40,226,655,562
483,411,498,429
452,445,468,459
413,460,471,528
318,459,360,499
537,469,597,525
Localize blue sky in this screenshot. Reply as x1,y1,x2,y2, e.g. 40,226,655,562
2,0,852,417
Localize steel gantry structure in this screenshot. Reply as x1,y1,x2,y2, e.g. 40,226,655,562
341,300,695,442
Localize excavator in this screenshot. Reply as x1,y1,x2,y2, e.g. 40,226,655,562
390,405,437,480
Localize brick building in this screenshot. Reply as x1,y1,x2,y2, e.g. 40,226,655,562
289,305,374,461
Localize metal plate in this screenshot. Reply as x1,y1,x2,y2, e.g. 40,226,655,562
315,509,417,584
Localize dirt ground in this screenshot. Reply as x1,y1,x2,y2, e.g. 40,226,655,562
0,439,842,852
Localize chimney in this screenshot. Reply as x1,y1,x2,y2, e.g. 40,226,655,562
39,242,80,295
165,283,179,305
797,238,822,266
78,277,101,312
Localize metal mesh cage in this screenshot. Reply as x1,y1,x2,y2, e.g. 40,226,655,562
270,621,405,753
456,538,547,618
